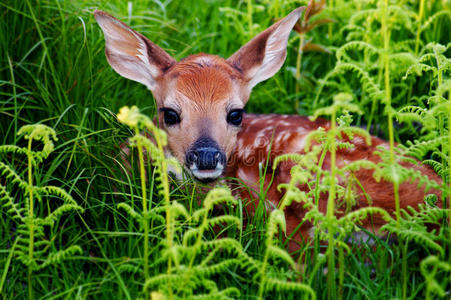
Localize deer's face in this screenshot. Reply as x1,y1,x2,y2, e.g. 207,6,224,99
94,7,303,182
154,55,247,182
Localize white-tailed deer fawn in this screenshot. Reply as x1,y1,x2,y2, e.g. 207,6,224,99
94,8,442,251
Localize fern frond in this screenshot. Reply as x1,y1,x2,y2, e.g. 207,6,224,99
191,208,208,222
389,53,417,77
398,137,445,160
43,204,83,226
421,10,451,32
336,41,379,62
420,255,451,298
169,201,189,220
17,124,57,159
335,63,384,102
381,223,443,255
402,166,442,192
193,258,241,276
0,184,24,220
203,188,237,210
422,160,443,177
348,8,378,27
201,238,243,255
118,262,142,275
388,5,414,30
40,186,78,205
191,287,240,300
264,278,316,299
404,63,436,79
266,245,296,268
207,215,241,228
338,207,392,230
183,228,201,247
0,145,38,165
37,245,82,270
392,39,418,52
118,203,142,221
268,209,286,235
341,160,379,174
341,126,372,145
381,204,448,255
0,161,31,191
395,106,433,127
142,210,166,224
143,274,183,291
199,247,226,266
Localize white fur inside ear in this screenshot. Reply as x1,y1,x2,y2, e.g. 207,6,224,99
136,44,159,87
96,13,158,90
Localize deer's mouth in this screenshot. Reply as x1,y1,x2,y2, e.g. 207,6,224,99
189,163,225,183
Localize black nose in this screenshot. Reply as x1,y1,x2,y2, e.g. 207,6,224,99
186,147,226,170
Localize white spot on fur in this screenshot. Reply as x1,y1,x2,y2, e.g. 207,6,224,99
278,121,291,126
241,146,252,159
237,168,256,185
290,135,307,152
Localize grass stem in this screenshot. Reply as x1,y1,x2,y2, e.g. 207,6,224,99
327,109,337,300
154,128,173,298
328,0,334,38
247,0,253,35
448,90,451,261
135,128,149,282
414,0,425,56
295,30,305,111
27,138,34,300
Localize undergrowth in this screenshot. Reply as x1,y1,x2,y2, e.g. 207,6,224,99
1,0,450,299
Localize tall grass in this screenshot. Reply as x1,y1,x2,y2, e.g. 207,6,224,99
1,0,450,299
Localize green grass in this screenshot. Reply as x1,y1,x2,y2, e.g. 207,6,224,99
1,0,450,299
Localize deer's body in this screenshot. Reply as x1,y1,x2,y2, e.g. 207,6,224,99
94,8,442,252
228,113,440,250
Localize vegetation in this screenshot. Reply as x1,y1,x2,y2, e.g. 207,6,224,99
1,0,450,299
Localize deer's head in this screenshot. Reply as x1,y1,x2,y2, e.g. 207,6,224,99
95,8,303,182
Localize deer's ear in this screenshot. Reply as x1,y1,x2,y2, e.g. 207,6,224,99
227,7,303,89
94,10,176,91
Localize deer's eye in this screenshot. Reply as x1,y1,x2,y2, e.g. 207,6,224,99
161,108,181,126
227,109,244,126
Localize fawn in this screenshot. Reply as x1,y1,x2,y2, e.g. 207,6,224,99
94,8,442,251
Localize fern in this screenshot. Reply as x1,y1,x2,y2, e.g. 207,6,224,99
264,278,316,299
420,255,451,299
0,124,83,299
374,146,442,192
421,11,451,33
381,203,449,256
257,208,315,300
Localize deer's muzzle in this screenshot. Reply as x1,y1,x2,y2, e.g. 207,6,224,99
185,136,226,182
